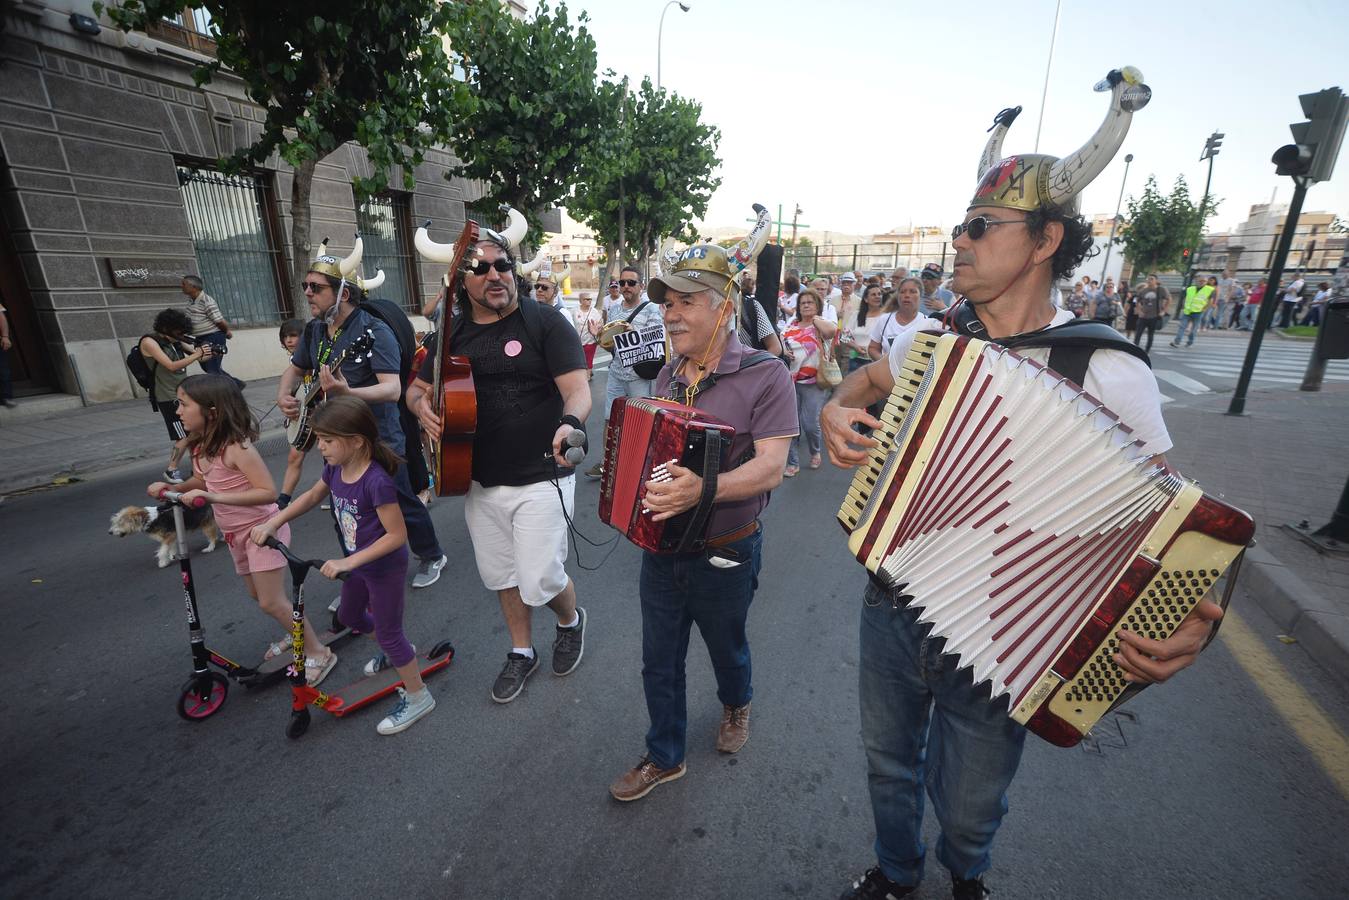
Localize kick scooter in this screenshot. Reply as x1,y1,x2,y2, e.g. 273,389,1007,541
263,537,454,739
160,491,351,721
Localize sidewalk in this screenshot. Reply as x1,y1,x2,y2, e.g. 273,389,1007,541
0,378,289,494
1161,382,1349,681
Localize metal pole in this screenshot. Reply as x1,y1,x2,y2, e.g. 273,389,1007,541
1033,0,1062,153
1228,177,1309,415
1100,153,1133,285
1311,471,1349,542
656,2,688,91
1187,152,1217,289
1301,239,1349,390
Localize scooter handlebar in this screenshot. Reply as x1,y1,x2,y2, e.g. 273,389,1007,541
262,535,348,580
159,489,207,508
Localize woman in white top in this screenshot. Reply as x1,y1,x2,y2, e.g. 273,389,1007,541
839,284,889,373
572,292,603,378
810,277,840,324
868,277,936,360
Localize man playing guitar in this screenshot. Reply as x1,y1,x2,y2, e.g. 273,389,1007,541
277,247,449,590
408,230,591,704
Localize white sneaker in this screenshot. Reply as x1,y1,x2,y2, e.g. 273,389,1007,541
412,554,448,589
377,687,435,735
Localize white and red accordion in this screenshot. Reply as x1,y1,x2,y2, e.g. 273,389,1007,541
600,397,735,554
838,331,1254,747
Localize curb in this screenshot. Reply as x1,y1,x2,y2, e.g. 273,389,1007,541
0,425,290,496
1240,543,1349,682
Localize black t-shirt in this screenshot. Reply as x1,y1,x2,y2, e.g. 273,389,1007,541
419,301,585,487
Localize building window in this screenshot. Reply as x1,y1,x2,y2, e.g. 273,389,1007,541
147,6,218,55
356,194,417,313
177,165,287,326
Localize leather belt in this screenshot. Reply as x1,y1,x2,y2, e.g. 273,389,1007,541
705,519,760,549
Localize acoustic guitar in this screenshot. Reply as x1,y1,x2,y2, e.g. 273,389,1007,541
286,328,375,451
429,221,480,496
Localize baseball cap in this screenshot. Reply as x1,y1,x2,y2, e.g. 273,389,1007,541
839,273,857,283
921,263,943,279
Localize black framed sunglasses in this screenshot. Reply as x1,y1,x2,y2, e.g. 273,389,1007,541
951,216,1028,241
464,258,515,276
300,280,329,294
617,279,640,287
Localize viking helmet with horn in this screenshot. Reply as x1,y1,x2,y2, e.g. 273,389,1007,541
309,233,364,291
971,66,1151,215
356,268,385,292
647,204,773,303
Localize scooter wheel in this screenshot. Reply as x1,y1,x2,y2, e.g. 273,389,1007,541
177,672,229,721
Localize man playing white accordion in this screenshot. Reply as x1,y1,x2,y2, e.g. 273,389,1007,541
822,69,1225,900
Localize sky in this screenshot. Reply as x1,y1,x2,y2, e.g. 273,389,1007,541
536,0,1349,238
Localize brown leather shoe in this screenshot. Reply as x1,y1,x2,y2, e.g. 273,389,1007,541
716,702,751,753
609,756,686,802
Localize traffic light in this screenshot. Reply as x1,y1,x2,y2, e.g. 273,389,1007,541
1200,131,1224,161
1272,87,1349,182
1182,247,1191,260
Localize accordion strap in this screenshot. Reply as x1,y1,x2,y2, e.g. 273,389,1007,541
675,427,724,554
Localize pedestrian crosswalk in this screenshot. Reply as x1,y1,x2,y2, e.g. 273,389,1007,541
1145,338,1349,404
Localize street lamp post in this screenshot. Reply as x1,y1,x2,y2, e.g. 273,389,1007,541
656,2,690,91
1100,152,1133,286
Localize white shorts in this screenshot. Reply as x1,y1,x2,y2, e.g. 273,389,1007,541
464,476,573,607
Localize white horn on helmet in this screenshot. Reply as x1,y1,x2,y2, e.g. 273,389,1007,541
1045,67,1150,208
339,234,363,278
517,252,545,276
555,264,571,282
978,107,1023,179
726,203,772,274
498,205,528,253
358,269,385,291
317,236,331,256
414,220,460,264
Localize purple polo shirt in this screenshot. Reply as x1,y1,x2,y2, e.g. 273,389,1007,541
655,333,798,537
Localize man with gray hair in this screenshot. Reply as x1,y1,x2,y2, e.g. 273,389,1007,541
181,275,243,387
608,241,797,802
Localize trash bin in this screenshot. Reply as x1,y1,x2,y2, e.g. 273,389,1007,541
1315,298,1349,360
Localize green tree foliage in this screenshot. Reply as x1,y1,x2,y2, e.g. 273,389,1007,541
97,0,470,309
439,0,603,245
571,77,721,273
1119,174,1218,273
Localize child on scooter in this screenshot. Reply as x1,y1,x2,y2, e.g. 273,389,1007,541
147,374,337,686
251,396,435,735
275,319,308,510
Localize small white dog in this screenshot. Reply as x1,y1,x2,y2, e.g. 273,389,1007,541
108,503,222,568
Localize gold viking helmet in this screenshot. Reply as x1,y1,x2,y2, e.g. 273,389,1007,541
971,67,1152,215
309,233,364,284
646,203,774,304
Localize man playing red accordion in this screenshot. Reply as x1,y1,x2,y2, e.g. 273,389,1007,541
821,69,1225,899
608,234,798,802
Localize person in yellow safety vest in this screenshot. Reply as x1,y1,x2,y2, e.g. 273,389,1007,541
1172,278,1214,348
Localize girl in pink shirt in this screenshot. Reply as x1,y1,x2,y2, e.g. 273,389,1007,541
146,375,336,686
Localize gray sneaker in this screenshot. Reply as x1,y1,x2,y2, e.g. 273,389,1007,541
491,650,539,703
585,461,603,479
552,607,586,676
412,553,448,589
376,687,435,735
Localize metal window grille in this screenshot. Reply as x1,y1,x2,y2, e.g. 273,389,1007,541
177,165,285,326
356,194,416,312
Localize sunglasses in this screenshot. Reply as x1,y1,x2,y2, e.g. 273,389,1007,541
617,279,639,287
300,281,329,293
951,216,1028,241
464,258,515,276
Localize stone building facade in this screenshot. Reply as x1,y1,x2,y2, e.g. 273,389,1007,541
0,1,473,404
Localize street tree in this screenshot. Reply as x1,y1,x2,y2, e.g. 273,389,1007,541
572,77,721,277
439,0,603,246
1118,174,1218,274
97,0,470,311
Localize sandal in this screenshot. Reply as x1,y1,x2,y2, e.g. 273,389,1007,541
264,636,291,661
809,454,822,469
783,465,799,478
306,650,338,687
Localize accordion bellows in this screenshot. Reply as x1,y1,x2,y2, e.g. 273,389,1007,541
839,332,1254,746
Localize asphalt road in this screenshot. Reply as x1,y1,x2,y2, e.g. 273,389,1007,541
3,383,1348,899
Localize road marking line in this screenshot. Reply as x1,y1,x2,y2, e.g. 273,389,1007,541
1220,610,1349,801
1153,370,1210,394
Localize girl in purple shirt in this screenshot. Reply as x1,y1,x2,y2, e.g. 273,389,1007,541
253,396,434,735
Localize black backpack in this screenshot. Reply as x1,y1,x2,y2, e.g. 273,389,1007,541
357,297,418,389
126,334,169,408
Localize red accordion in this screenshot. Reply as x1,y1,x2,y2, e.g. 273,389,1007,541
599,397,735,554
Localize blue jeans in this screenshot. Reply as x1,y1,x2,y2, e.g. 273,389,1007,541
1174,312,1202,345
1239,304,1258,329
788,381,827,466
639,527,763,768
191,331,242,382
604,373,655,420
859,581,1026,886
